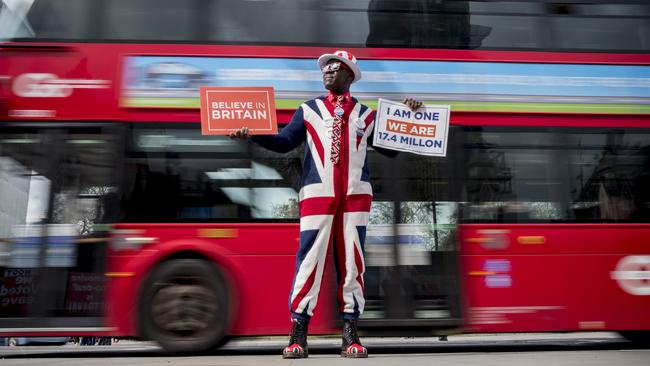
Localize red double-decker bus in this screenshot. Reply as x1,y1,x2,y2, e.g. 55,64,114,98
1,0,649,353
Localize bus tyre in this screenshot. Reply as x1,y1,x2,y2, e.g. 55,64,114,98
619,331,650,345
139,259,229,354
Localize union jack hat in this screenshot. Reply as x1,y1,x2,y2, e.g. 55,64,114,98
318,50,362,83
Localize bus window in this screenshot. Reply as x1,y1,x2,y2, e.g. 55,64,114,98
16,0,94,40
0,125,119,322
4,0,648,52
468,2,546,49
548,3,650,51
463,127,573,223
0,0,34,39
570,129,650,222
366,0,472,48
460,127,650,223
53,131,120,229
124,124,301,222
205,0,326,45
0,129,48,236
103,0,204,41
250,141,302,220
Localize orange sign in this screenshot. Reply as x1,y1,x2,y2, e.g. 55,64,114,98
199,86,278,135
386,119,437,137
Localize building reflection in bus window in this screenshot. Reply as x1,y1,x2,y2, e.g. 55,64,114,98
6,0,650,52
207,162,299,219
54,134,118,232
366,0,472,48
362,147,461,321
0,127,118,319
0,133,48,236
0,132,50,274
461,127,650,223
126,125,301,222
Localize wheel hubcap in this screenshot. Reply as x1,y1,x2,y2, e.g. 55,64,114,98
151,282,219,335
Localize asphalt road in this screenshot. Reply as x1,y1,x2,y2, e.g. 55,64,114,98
1,332,649,366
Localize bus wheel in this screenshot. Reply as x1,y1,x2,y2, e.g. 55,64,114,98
139,259,229,354
619,331,650,345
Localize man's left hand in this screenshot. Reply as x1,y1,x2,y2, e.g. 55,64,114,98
403,98,423,111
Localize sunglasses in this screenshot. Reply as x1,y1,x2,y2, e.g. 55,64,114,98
322,61,346,73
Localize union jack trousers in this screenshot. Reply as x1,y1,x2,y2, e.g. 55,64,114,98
253,95,389,320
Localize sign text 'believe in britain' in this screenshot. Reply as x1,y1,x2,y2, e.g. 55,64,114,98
200,86,278,135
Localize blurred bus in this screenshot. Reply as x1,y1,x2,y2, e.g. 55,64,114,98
1,0,649,353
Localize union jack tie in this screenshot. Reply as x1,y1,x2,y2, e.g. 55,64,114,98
331,95,344,164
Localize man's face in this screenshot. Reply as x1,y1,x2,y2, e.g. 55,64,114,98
322,59,353,92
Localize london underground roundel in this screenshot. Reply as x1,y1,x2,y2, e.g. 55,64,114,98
611,256,650,296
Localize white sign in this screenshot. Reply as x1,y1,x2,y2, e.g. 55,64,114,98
373,99,450,157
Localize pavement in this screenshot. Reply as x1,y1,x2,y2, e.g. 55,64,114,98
3,332,649,366
0,332,634,357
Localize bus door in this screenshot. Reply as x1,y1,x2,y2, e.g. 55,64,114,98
360,127,463,333
0,123,123,335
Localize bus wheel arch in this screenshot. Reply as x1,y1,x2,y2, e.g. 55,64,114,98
138,255,231,353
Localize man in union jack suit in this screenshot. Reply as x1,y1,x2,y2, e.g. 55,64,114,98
231,50,421,358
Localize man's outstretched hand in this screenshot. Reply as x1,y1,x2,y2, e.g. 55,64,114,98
403,98,423,111
229,127,250,139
